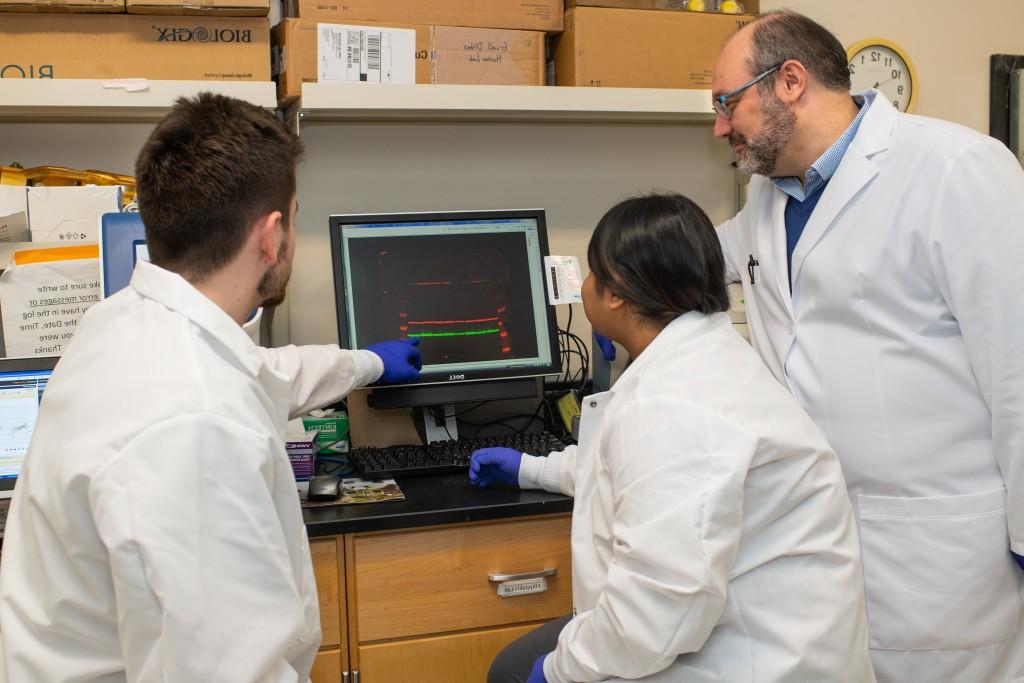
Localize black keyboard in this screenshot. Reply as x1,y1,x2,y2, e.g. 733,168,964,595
348,431,568,479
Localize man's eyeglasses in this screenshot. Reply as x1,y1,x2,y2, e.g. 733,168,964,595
712,63,784,119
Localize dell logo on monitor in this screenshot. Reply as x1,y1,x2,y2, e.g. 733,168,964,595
448,374,465,381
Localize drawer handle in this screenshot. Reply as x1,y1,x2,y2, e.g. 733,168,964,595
488,567,557,582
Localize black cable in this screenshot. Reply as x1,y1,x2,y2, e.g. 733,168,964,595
452,401,490,417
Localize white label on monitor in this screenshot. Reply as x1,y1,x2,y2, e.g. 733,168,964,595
317,24,416,85
544,255,583,305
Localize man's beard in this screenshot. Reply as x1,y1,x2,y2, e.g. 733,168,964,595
734,91,796,176
257,240,291,308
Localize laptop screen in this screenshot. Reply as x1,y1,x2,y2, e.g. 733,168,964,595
0,357,58,496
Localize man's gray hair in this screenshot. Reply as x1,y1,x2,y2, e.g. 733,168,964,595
748,10,852,93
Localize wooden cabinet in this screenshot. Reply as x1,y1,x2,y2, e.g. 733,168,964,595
310,514,572,683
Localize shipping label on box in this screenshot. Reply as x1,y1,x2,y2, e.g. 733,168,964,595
0,14,270,81
317,23,417,84
273,18,429,103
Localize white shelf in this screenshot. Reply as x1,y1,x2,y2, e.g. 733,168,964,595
295,83,716,124
0,79,277,123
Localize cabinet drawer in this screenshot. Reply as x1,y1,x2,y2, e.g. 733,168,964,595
352,515,571,641
310,648,341,683
358,622,542,683
310,538,341,648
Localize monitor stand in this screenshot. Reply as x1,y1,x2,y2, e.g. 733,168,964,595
421,404,458,443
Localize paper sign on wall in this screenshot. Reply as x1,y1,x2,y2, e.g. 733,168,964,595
544,255,583,305
317,23,416,84
0,245,101,357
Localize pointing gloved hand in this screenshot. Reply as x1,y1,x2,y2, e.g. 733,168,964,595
526,653,549,683
366,338,422,384
468,447,522,488
593,332,616,362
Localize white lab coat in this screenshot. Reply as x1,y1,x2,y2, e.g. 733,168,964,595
519,312,874,683
717,90,1024,683
0,260,382,682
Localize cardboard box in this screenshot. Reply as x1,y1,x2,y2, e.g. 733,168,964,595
126,0,268,16
0,0,123,13
301,412,351,455
286,0,562,33
566,0,757,12
273,18,545,104
554,6,753,88
0,14,270,81
431,26,544,86
28,186,123,243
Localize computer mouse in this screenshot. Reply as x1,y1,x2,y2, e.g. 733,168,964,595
308,475,342,502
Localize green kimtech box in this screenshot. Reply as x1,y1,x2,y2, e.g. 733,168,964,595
300,412,350,455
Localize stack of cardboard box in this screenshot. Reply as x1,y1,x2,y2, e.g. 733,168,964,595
272,0,563,106
0,0,270,81
554,0,758,89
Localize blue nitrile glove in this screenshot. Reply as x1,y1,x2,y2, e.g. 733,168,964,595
366,338,422,384
593,332,616,362
1013,551,1024,571
526,653,549,683
468,447,522,488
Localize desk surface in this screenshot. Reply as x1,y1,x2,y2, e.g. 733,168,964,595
302,473,573,537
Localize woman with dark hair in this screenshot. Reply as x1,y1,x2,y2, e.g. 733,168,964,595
470,193,875,683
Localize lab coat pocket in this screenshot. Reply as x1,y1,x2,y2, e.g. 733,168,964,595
857,487,1017,651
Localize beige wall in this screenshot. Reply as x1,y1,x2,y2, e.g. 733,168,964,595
761,0,1024,133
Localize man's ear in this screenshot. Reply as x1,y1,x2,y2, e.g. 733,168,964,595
607,290,626,311
255,210,285,265
776,59,808,105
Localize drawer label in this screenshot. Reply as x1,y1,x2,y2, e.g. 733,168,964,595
496,577,547,598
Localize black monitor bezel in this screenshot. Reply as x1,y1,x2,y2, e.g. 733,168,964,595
328,209,562,389
0,355,60,493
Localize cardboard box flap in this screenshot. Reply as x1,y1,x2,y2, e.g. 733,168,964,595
286,0,562,33
555,6,752,89
0,0,123,12
566,0,758,11
126,0,267,15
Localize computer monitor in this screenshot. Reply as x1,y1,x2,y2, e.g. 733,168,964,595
0,356,59,499
99,211,149,298
328,209,561,411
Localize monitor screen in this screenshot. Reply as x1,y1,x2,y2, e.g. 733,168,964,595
0,356,58,495
329,210,561,390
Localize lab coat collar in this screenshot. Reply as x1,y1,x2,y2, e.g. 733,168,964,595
614,311,727,388
788,89,895,295
129,260,265,376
